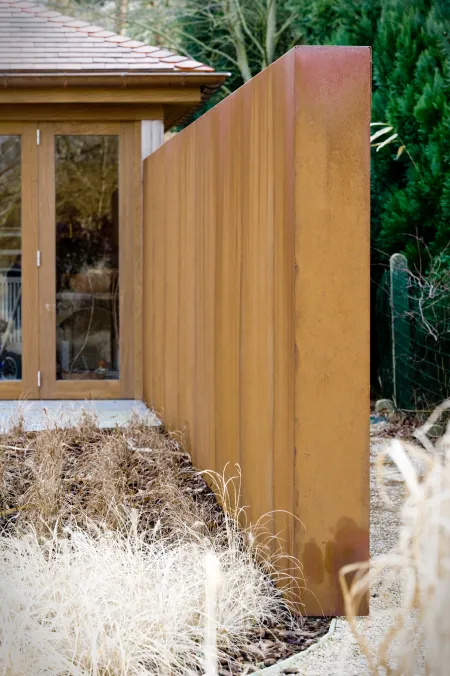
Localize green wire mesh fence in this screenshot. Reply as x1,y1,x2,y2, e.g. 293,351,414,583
376,253,450,411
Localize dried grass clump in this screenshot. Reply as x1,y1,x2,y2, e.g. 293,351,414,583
0,413,302,674
0,518,288,676
341,399,450,675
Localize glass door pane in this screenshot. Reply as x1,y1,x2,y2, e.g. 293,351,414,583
0,135,22,381
55,135,119,381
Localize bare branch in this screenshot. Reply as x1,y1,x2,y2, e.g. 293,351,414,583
265,0,277,65
227,0,253,81
118,0,129,35
274,12,297,41
128,14,242,73
231,0,266,61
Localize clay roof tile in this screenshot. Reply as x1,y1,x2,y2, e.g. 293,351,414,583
0,1,215,73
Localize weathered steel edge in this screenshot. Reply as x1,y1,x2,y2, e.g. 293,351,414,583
292,45,371,615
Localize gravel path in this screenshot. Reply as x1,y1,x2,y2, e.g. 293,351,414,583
289,423,408,675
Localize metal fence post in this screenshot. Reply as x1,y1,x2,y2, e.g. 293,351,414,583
390,253,411,409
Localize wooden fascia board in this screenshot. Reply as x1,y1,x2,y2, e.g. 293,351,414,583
0,103,164,121
0,87,203,105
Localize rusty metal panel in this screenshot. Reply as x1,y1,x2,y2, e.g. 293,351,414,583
293,47,371,615
142,46,371,616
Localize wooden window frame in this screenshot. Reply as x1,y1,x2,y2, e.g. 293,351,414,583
0,122,39,400
38,121,141,400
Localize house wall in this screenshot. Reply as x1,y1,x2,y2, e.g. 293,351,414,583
142,47,371,615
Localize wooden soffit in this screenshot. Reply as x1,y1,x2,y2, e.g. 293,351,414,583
0,72,228,127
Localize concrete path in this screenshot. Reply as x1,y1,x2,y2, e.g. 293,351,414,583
0,400,160,432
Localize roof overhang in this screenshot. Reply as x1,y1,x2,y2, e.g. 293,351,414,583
0,71,230,129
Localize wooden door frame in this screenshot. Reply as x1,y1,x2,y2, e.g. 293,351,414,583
38,121,141,399
0,122,39,400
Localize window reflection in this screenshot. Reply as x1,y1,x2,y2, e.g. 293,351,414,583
55,135,119,381
0,135,22,381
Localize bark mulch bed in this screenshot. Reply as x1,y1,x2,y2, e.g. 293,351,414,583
0,412,331,674
217,617,331,674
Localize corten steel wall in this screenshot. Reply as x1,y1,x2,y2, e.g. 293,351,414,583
142,46,370,615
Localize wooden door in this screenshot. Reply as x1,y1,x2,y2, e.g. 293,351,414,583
0,123,39,399
38,122,139,399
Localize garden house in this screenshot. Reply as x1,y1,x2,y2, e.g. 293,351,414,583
0,0,227,399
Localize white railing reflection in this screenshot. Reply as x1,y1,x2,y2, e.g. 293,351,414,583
0,276,22,347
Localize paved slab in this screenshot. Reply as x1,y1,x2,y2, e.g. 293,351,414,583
0,400,160,432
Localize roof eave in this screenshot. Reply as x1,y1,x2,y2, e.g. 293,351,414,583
0,70,230,130
0,71,230,90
